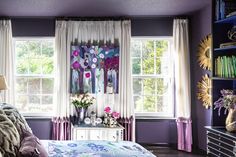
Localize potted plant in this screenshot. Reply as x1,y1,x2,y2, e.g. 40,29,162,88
71,93,95,123
214,89,236,132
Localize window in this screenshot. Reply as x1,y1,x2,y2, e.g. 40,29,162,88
131,38,174,118
14,38,55,116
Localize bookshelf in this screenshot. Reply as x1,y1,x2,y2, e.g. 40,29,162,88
212,0,236,127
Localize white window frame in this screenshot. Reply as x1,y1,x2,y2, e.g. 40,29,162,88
131,37,175,119
13,37,56,117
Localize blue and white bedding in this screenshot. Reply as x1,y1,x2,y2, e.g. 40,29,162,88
41,140,155,157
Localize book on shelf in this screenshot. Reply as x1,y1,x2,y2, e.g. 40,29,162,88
215,55,236,78
215,0,236,20
220,41,236,48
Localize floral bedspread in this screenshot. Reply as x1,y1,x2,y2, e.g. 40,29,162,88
40,140,155,157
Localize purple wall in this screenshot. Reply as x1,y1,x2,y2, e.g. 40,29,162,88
12,13,213,149
26,118,52,139
136,119,177,144
190,4,212,150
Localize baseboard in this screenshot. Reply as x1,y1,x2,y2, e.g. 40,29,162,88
139,143,177,148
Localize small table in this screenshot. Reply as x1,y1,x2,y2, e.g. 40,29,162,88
71,123,124,142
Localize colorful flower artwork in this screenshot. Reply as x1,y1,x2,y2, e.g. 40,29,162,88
70,44,119,94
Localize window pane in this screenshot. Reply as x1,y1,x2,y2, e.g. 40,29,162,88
134,96,142,112
42,41,54,57
29,58,42,74
15,95,28,111
27,41,41,56
156,40,169,57
156,58,169,75
142,40,154,58
132,58,141,74
16,78,27,94
42,96,53,105
29,95,40,104
42,78,54,94
143,95,156,112
156,96,164,112
142,57,154,74
131,41,141,57
143,78,155,95
16,58,28,74
28,78,40,94
156,78,168,95
16,41,28,59
133,78,142,95
42,58,54,74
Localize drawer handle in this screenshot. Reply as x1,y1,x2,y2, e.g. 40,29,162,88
113,136,116,139
97,136,100,139
81,136,83,138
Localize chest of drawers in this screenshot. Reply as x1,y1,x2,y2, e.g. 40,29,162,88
71,124,124,142
206,126,236,157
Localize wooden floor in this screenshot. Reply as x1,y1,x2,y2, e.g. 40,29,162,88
144,146,206,157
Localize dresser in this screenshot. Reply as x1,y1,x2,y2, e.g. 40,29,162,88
206,126,236,157
71,124,124,142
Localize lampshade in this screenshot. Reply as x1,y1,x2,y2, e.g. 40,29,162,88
0,75,8,90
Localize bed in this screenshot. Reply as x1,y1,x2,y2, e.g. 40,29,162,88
41,140,156,157
0,103,155,157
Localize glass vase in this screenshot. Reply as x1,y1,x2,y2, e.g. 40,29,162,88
75,107,87,124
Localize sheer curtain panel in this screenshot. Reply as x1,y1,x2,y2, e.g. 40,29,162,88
0,20,14,104
54,20,134,141
173,19,192,152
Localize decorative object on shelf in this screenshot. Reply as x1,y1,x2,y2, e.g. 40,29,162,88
70,44,119,94
83,112,103,126
90,111,97,126
214,89,236,132
71,93,95,124
219,25,236,48
197,74,212,109
220,41,236,48
228,25,236,41
84,117,91,125
197,34,212,71
103,106,120,127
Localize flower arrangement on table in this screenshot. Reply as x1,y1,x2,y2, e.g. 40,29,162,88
71,93,95,123
103,106,120,127
214,89,236,132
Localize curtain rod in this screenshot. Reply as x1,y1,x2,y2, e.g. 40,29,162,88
56,16,130,21
0,17,10,20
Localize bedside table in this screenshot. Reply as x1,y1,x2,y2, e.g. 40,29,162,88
71,123,124,142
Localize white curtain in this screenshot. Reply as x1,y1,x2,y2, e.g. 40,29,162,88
0,20,14,104
54,20,134,140
55,20,133,118
54,21,70,118
173,19,192,152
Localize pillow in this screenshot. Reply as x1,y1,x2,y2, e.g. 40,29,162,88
18,130,48,157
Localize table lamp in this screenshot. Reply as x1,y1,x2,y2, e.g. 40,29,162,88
0,75,8,102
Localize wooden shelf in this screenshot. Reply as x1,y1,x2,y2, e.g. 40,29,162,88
215,15,236,24
212,77,236,81
214,46,236,51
